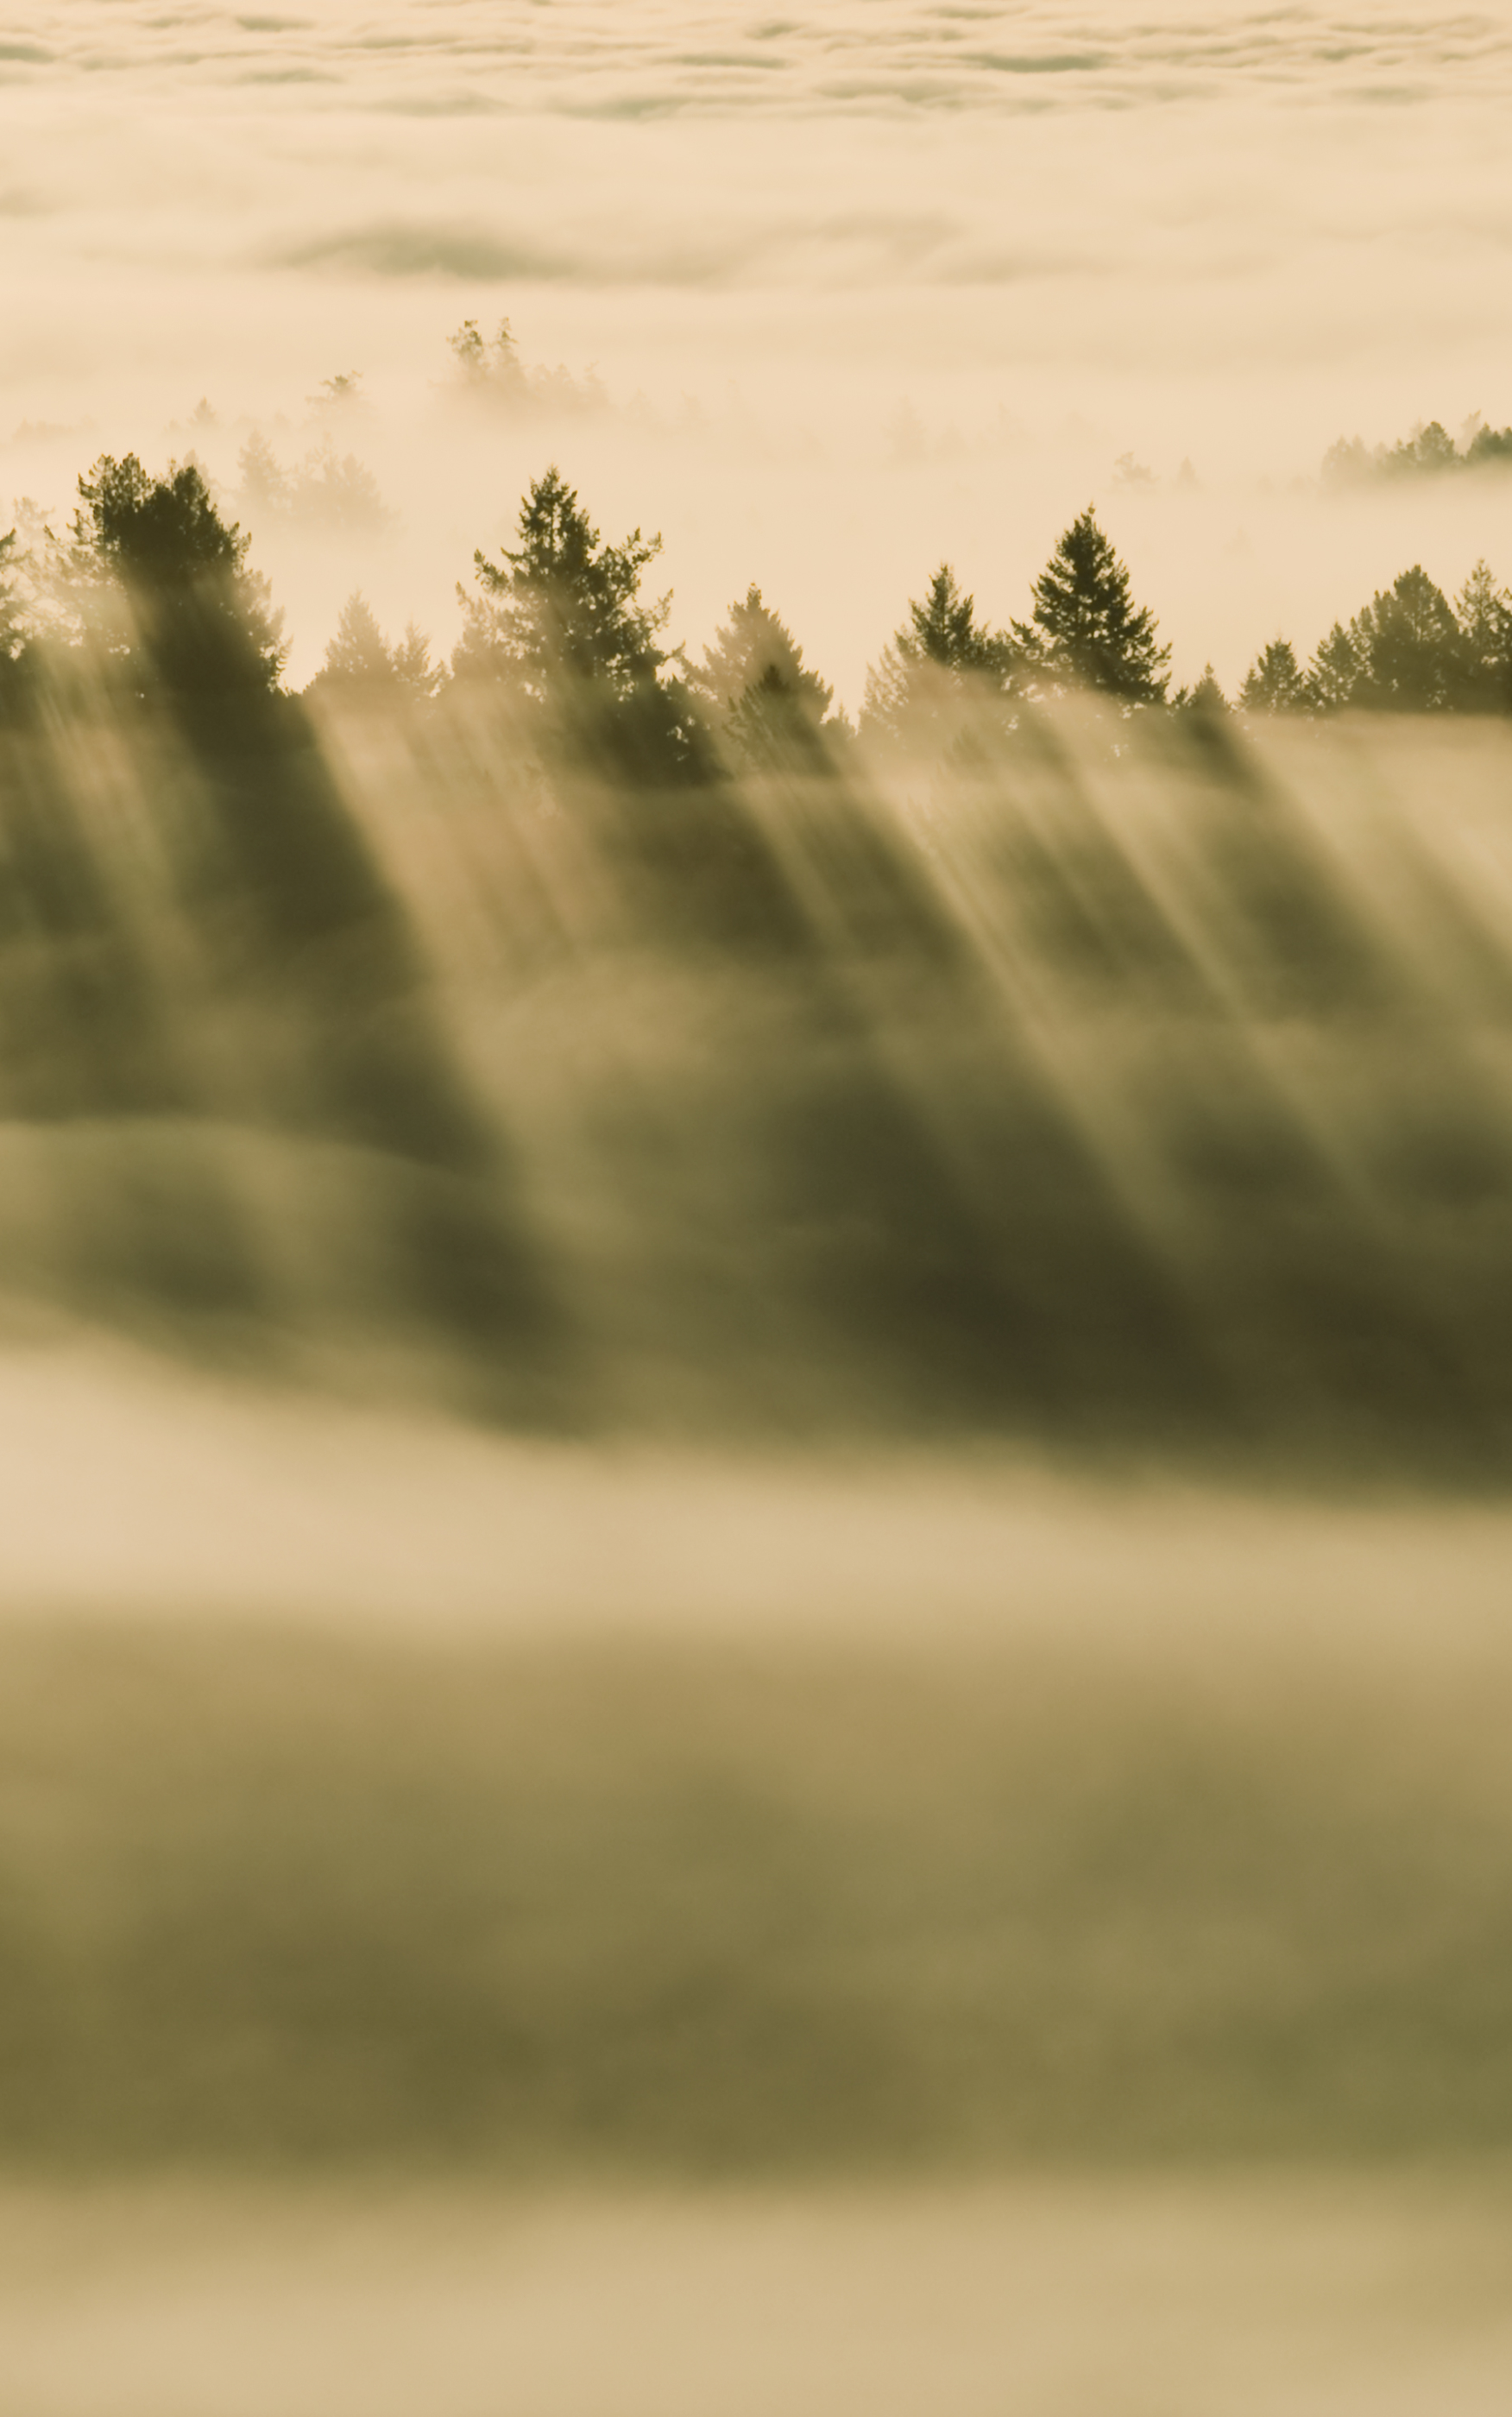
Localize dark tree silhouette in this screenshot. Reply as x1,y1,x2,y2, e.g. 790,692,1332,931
68,453,286,703
453,465,691,779
455,466,666,698
1175,664,1226,715
307,592,438,699
1455,560,1512,710
861,563,1015,745
0,530,32,716
694,585,835,767
1239,638,1309,712
1345,566,1465,711
1013,508,1169,704
1307,621,1361,712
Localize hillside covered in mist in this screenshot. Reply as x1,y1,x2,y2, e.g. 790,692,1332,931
3,439,1512,1479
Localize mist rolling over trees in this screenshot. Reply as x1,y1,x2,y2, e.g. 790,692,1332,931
3,428,1512,1475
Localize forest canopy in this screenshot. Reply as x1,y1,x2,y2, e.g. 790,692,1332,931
4,443,1512,751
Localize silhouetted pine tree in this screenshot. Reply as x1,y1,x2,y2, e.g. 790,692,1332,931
454,465,692,779
1013,508,1169,704
0,530,33,717
1174,664,1226,714
1307,622,1363,711
308,592,438,699
694,585,835,767
66,453,286,704
1345,565,1465,710
1454,560,1512,710
1239,638,1308,712
861,564,1015,746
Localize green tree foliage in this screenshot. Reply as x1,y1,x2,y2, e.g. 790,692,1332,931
0,529,33,716
1307,621,1364,712
1238,639,1308,713
693,584,835,767
1013,508,1170,704
1454,559,1512,710
67,453,286,704
455,466,667,701
861,563,1015,746
452,467,694,779
306,592,438,700
1323,415,1512,487
1293,563,1512,715
1173,664,1227,715
1346,565,1465,710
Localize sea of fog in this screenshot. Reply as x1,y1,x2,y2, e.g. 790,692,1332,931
3,3,1512,692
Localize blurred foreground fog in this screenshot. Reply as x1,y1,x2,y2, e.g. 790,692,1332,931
7,694,1512,2411
10,687,1512,1470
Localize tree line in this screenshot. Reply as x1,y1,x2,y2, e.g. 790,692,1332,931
4,450,1512,767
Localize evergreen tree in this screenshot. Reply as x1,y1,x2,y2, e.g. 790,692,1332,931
694,584,835,767
1307,621,1363,711
1345,565,1465,710
453,466,690,777
67,453,286,703
1174,664,1226,714
0,529,32,715
1455,559,1512,710
1012,508,1169,703
446,318,529,403
861,563,1014,746
306,592,439,700
1238,638,1308,712
455,466,666,698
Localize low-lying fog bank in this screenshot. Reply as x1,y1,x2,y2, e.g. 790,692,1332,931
4,2173,1512,2417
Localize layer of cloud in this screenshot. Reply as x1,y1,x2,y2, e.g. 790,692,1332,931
14,3,1512,119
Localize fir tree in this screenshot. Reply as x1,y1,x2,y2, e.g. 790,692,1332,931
455,465,669,703
306,593,439,699
861,563,1015,746
1012,508,1169,703
67,453,286,702
1345,565,1465,710
1455,559,1512,710
0,529,31,717
1307,622,1363,712
454,466,690,778
1238,638,1308,712
694,584,835,767
1174,664,1226,714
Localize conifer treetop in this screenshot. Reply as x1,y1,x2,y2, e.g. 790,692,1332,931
1013,507,1169,704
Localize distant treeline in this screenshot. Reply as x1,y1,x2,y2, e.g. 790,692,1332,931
1323,413,1512,488
7,440,1512,776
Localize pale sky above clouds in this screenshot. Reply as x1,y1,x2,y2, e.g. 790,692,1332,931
4,2,1512,691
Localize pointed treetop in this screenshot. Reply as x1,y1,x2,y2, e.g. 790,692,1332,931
1013,506,1169,704
1238,637,1308,712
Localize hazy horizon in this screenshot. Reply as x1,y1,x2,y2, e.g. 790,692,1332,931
6,3,1512,695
